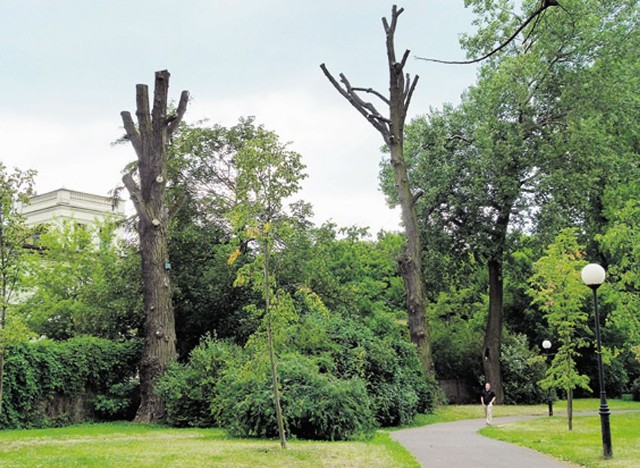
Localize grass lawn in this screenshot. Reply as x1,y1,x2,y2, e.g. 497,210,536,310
402,398,640,428
399,399,640,467
0,422,418,467
480,412,640,467
1,400,637,466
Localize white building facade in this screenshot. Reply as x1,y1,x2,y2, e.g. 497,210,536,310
18,188,125,228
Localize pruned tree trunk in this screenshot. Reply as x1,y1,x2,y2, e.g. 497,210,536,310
120,70,189,423
321,5,434,375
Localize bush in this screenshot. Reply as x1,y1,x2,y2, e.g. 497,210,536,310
213,353,376,440
159,308,438,438
316,311,438,425
155,336,238,427
501,333,547,404
0,337,141,429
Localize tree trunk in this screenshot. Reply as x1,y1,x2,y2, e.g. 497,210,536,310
483,258,504,403
0,348,4,412
121,70,188,423
392,141,434,374
320,6,434,375
264,235,287,449
567,387,573,431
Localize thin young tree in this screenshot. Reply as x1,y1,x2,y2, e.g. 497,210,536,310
227,122,307,449
529,228,591,430
320,5,434,375
0,164,38,412
120,70,189,422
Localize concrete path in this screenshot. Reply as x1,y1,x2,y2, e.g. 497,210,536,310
391,416,576,468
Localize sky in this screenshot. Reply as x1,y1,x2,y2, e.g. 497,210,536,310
1,1,480,234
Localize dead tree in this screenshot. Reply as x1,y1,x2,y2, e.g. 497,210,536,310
321,5,434,375
120,70,188,422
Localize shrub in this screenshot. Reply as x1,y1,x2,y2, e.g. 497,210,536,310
213,352,376,440
501,333,547,404
316,311,438,425
160,308,438,438
155,336,238,427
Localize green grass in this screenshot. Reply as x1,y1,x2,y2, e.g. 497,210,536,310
0,422,418,467
1,400,637,466
480,412,640,467
398,398,640,428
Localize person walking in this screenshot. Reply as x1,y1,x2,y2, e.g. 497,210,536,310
481,382,496,425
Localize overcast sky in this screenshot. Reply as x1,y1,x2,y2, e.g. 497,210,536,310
1,1,480,234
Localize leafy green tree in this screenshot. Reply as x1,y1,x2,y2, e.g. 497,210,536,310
226,120,307,449
597,182,640,393
0,164,38,411
387,0,639,402
528,228,591,430
17,220,142,340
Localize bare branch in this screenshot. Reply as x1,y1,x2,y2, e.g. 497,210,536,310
352,87,390,106
135,84,151,137
122,172,150,225
120,111,143,159
340,73,385,119
399,49,410,69
152,70,170,135
320,63,390,140
415,0,561,65
167,90,190,135
404,75,419,112
412,189,424,206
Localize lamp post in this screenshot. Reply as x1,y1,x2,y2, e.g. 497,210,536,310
542,339,553,416
581,263,612,459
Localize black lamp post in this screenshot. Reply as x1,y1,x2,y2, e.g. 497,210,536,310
581,263,612,459
542,339,553,416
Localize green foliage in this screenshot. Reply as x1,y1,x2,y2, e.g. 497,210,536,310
528,229,591,396
159,305,437,438
0,337,141,428
631,377,640,401
500,333,547,404
0,163,40,408
156,337,238,428
428,284,486,383
214,352,375,441
17,220,142,340
310,310,437,426
168,205,257,355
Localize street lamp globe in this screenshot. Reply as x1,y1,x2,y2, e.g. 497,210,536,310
542,340,552,350
581,263,606,288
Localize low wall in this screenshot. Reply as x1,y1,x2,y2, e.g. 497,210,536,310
439,379,475,404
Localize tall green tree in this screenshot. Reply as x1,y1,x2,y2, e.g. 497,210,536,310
528,229,591,430
0,164,38,411
387,0,639,402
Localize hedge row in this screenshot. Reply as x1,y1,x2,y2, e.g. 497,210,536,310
0,337,141,429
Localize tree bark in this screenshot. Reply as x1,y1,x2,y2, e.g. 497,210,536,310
483,257,504,404
320,6,434,375
121,70,189,423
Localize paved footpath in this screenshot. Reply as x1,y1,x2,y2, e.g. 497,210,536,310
391,416,576,468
